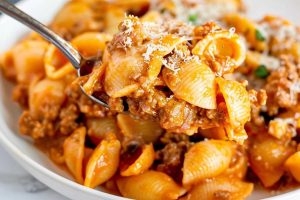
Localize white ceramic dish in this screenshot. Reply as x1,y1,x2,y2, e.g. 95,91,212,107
0,0,300,199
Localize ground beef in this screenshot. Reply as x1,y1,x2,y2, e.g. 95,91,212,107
155,132,192,182
58,103,79,135
159,97,198,135
265,56,300,115
18,82,112,139
12,84,29,109
19,111,54,139
249,89,267,126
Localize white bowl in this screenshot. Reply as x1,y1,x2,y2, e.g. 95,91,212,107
0,0,300,199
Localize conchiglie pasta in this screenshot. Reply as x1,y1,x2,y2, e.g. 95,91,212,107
192,28,246,75
82,147,94,177
249,134,295,187
45,32,111,80
71,32,112,57
224,14,266,51
162,58,217,109
63,127,86,184
86,117,120,145
51,1,99,37
284,151,300,182
29,78,65,120
117,171,186,200
12,40,48,83
120,144,155,176
104,48,144,98
221,145,248,180
104,6,126,35
117,113,163,143
182,140,234,186
186,177,253,200
216,77,250,140
82,64,106,95
199,127,228,140
44,44,74,79
141,10,161,22
0,50,15,80
147,35,186,79
84,133,121,188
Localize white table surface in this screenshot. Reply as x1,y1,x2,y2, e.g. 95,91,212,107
0,145,68,200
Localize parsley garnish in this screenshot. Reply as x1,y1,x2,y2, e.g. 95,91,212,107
255,64,269,78
188,14,198,24
255,29,266,41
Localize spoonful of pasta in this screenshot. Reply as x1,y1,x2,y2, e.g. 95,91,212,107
0,0,109,108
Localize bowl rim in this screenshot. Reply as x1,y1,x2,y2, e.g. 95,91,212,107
0,0,300,200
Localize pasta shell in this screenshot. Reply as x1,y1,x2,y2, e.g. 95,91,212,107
192,29,246,74
51,2,97,36
117,171,186,200
12,40,48,83
249,133,295,187
82,64,106,95
104,178,121,196
44,44,74,79
141,10,161,22
86,117,120,145
0,50,15,80
82,147,94,179
284,151,300,182
29,78,65,120
216,77,250,129
104,6,126,35
224,14,266,51
120,144,155,176
224,125,248,145
200,127,228,140
104,48,144,98
162,58,217,109
71,32,112,57
147,35,186,79
182,140,234,186
117,113,163,143
186,177,253,200
84,133,121,188
63,127,86,184
221,145,248,180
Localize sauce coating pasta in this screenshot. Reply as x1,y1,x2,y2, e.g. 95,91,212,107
2,0,300,199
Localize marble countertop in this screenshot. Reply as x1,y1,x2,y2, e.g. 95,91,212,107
0,145,68,200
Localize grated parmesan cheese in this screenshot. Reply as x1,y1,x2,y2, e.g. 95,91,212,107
123,37,133,48
122,15,136,34
142,43,168,62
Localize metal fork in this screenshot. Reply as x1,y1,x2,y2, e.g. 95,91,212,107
0,0,109,108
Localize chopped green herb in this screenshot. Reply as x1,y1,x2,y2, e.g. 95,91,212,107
188,14,198,24
255,64,269,78
255,29,266,41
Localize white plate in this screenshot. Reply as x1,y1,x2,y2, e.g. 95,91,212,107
0,0,300,199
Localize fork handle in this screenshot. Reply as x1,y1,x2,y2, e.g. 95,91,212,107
0,0,82,69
